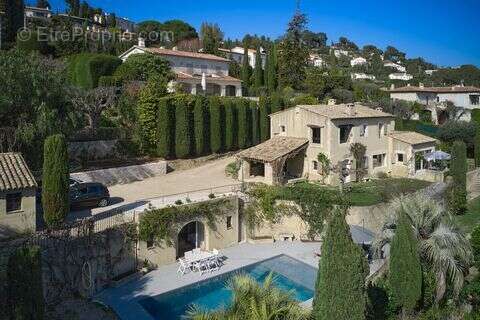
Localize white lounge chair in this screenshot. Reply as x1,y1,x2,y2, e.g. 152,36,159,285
177,258,189,275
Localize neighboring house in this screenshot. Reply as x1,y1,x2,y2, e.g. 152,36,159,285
119,40,242,97
113,16,136,33
237,102,437,186
309,54,325,67
219,46,266,69
25,6,52,20
350,57,367,66
389,84,480,124
351,73,376,80
0,153,38,237
389,73,414,81
330,46,350,58
384,60,406,72
425,69,437,76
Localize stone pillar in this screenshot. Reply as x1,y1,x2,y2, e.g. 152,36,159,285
241,160,250,180
235,85,242,97
220,85,227,97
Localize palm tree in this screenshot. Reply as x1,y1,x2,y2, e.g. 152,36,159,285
186,273,311,320
374,193,472,302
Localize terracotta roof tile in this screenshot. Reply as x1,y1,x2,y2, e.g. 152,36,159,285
144,47,230,62
390,86,480,93
0,153,37,192
389,131,437,145
297,104,394,119
236,137,309,163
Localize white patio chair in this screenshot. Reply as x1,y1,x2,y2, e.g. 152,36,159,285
212,249,222,267
207,257,219,272
193,248,201,254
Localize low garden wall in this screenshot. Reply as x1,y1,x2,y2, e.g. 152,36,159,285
467,168,480,198
68,139,118,162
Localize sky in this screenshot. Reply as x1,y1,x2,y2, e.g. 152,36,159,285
44,0,480,67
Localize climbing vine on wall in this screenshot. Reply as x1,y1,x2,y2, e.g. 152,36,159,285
246,183,346,239
138,199,232,247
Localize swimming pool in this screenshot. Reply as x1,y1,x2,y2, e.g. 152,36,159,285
138,255,317,319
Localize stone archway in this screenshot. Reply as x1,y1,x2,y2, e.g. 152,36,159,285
177,221,205,258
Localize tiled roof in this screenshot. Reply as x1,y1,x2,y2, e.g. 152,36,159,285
176,72,241,83
0,153,37,192
389,131,437,145
143,47,230,62
296,104,394,120
390,85,480,93
237,137,309,163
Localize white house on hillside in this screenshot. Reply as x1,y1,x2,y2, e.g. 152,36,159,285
350,57,367,66
384,61,406,73
24,6,52,20
351,73,376,80
330,46,350,58
389,84,480,124
219,46,266,69
389,73,413,81
119,40,242,97
309,54,326,67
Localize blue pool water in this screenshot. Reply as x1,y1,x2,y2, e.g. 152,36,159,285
138,255,317,320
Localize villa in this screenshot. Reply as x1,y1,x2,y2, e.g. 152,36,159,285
351,73,376,80
389,73,414,81
383,60,406,72
350,57,367,66
120,40,242,97
237,102,438,186
390,84,480,124
219,46,266,69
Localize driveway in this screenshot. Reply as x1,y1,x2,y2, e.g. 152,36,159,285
68,156,240,221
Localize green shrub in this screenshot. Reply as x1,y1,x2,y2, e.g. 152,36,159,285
209,96,224,153
225,161,240,179
224,99,237,151
98,75,121,87
237,98,250,149
449,140,467,215
42,134,69,228
114,53,173,83
157,96,175,158
259,96,271,142
194,96,208,156
472,225,480,269
7,246,44,320
475,130,480,168
174,95,195,158
292,94,318,105
16,31,54,55
68,53,122,89
250,101,260,146
473,109,480,125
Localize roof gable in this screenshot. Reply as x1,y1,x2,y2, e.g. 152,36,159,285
0,153,37,192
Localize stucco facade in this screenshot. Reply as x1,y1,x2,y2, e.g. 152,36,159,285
0,188,37,236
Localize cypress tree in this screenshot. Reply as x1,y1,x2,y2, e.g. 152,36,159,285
241,45,251,96
270,92,284,114
193,96,207,156
263,48,270,90
7,246,45,320
389,212,422,317
450,140,467,214
250,100,260,146
254,46,264,90
475,130,480,168
259,95,271,142
237,99,250,149
313,207,368,320
175,95,194,158
2,0,25,44
209,96,223,153
157,97,175,158
224,98,237,151
267,44,278,92
42,134,69,228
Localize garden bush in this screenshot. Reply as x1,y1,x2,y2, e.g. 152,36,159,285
250,101,260,146
259,96,271,142
157,96,175,158
237,98,250,149
224,99,237,151
449,140,467,214
68,53,122,89
209,96,224,153
194,96,208,156
174,95,195,158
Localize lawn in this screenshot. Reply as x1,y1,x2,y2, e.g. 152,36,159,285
343,178,432,207
454,196,480,233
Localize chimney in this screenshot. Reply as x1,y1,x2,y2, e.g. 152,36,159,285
138,37,145,48
328,98,337,106
346,103,356,116
407,83,411,87
419,83,424,88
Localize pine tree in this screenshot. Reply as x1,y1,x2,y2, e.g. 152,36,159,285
237,99,250,149
209,96,223,153
193,96,207,156
224,98,237,151
313,207,368,320
254,47,264,90
475,130,480,168
389,212,422,317
175,95,194,159
7,246,45,320
450,140,467,214
157,97,175,158
42,134,69,228
259,96,271,142
250,101,260,146
241,45,251,96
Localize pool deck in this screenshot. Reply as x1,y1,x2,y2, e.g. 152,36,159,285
96,241,321,320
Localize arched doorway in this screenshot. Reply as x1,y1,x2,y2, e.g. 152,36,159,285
177,221,205,258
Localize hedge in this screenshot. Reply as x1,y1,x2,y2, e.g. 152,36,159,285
174,95,195,158
259,96,271,142
157,96,175,158
209,96,224,153
68,53,122,89
472,109,480,125
237,99,250,149
194,96,208,155
224,99,237,151
251,101,260,146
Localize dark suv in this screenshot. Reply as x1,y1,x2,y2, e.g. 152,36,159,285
70,182,110,208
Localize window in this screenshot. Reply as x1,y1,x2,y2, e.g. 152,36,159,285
362,156,369,169
146,235,154,249
471,95,480,106
339,125,352,144
313,161,319,171
280,125,286,133
372,154,386,168
6,192,22,213
226,216,232,229
397,153,404,163
311,127,321,144
378,123,385,138
436,96,440,103
360,124,368,137
215,66,223,76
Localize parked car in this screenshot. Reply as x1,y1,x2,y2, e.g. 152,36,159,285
70,182,110,208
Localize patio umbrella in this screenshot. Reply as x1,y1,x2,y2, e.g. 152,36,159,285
424,150,451,162
201,72,207,92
